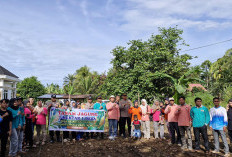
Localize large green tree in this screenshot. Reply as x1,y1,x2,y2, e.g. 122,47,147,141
100,27,193,103
17,76,46,99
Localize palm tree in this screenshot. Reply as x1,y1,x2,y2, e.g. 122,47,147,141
63,74,76,86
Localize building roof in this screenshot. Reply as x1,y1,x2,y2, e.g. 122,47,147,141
188,84,207,91
0,65,19,78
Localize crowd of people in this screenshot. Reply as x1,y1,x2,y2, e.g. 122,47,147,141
0,93,232,157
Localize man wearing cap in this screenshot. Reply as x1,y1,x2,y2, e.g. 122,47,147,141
119,93,132,138
94,96,106,139
85,96,94,110
47,94,61,143
164,97,181,145
106,96,120,140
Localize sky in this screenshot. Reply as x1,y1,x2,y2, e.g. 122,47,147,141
0,0,232,86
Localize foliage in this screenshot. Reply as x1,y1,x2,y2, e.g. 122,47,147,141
17,76,46,99
63,66,106,96
100,27,193,103
46,83,64,94
185,91,214,108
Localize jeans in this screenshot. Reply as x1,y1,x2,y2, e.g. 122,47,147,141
18,130,24,152
179,126,192,149
141,121,150,139
133,129,141,138
169,122,181,144
0,132,8,157
36,125,47,142
9,129,18,156
119,117,131,137
153,121,164,139
108,119,118,137
213,130,229,153
193,125,209,151
76,132,84,140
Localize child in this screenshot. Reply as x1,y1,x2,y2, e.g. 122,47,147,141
0,99,12,157
132,115,141,139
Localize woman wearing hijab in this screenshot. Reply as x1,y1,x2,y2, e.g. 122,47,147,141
140,99,151,139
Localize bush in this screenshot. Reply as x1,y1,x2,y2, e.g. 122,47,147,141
185,91,214,108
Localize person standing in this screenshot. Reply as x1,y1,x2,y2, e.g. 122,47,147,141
106,96,120,140
0,99,12,157
190,97,210,153
119,93,132,138
7,98,22,157
84,97,94,139
33,101,47,145
47,94,60,143
140,99,151,139
62,100,71,142
94,96,107,139
210,97,229,156
24,101,34,148
164,98,181,145
151,100,164,139
128,100,142,136
175,96,192,150
164,98,171,137
227,99,232,144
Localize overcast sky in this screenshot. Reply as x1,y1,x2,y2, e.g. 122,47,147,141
0,0,232,86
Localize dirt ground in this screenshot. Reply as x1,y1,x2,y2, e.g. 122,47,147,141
16,132,228,157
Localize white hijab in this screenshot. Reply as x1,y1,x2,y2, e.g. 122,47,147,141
140,99,148,114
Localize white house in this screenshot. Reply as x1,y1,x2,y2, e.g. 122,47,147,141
0,66,20,100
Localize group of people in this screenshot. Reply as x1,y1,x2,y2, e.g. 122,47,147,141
1,94,232,157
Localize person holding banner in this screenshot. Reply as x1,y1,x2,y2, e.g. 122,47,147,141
62,100,71,142
94,96,106,139
106,95,120,140
76,103,84,141
47,94,61,143
84,96,94,139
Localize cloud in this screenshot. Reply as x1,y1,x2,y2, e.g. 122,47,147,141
119,0,232,34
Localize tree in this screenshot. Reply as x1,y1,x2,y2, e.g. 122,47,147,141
210,48,232,97
17,76,46,99
201,60,212,89
101,27,193,103
63,74,75,86
46,83,64,94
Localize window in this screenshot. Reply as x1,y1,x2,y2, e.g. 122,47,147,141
4,90,8,99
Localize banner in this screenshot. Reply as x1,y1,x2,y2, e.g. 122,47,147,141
49,107,105,132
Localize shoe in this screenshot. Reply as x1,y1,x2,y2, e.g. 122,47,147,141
63,139,68,143
224,153,230,157
50,139,54,143
57,138,61,142
32,145,37,148
212,150,219,154
109,136,114,140
41,142,45,145
36,142,40,145
177,143,182,147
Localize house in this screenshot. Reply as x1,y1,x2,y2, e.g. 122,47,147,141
188,83,207,92
0,66,20,100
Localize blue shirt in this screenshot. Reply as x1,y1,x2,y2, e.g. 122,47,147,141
190,105,210,128
93,102,107,112
209,106,228,130
7,107,21,129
